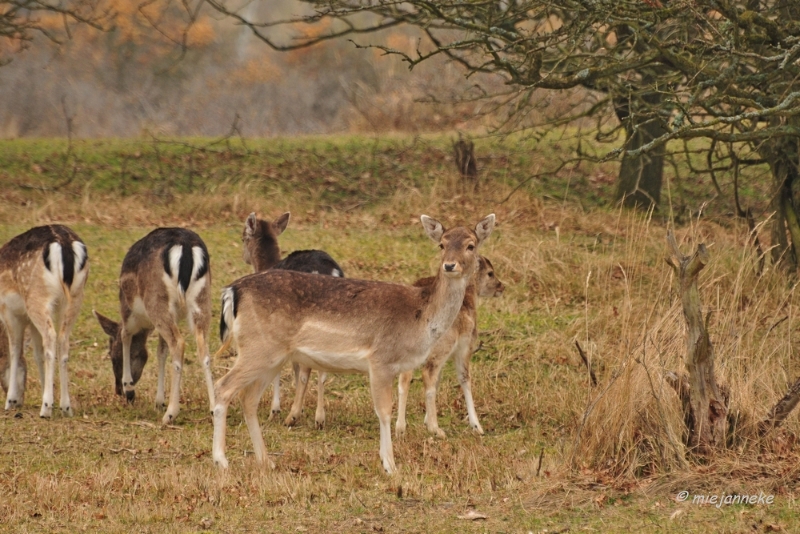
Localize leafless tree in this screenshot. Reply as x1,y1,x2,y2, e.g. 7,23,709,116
207,0,800,255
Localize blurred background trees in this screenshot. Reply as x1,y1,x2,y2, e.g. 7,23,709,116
5,0,800,268
203,0,800,265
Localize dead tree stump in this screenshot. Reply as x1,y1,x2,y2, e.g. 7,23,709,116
666,229,728,453
453,136,478,188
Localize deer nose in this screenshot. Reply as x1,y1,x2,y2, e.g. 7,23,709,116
444,263,456,272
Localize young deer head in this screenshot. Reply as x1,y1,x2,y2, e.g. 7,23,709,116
242,212,290,272
476,256,505,298
93,311,150,397
212,214,495,474
0,224,88,418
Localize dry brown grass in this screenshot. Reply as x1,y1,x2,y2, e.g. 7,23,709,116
0,137,798,531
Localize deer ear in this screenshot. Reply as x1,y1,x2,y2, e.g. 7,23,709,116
420,215,445,243
274,212,290,235
475,214,495,244
245,213,258,237
93,310,119,339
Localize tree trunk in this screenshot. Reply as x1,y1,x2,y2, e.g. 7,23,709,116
615,94,668,209
666,230,728,453
766,143,800,272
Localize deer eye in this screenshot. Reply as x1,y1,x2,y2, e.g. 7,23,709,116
467,244,475,251
488,272,494,277
439,243,444,249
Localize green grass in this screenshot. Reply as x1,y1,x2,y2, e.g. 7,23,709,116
0,134,797,532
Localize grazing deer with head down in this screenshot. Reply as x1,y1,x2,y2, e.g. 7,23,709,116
241,211,343,422
284,255,504,432
213,214,495,473
93,227,213,424
396,256,504,438
0,225,88,417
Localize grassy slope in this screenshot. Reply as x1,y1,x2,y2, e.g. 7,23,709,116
0,135,797,532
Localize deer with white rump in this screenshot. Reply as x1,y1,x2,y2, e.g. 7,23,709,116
213,214,495,474
0,225,88,417
93,228,213,424
241,211,343,423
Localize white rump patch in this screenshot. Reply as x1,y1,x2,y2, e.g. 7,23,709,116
167,245,183,292
72,241,87,272
191,246,206,281
43,242,64,294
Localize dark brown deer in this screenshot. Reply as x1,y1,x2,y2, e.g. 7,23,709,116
94,227,213,424
213,214,495,473
241,211,343,421
0,225,88,417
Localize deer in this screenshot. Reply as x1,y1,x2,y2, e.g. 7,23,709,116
241,211,343,423
212,213,495,474
0,225,89,417
284,255,504,432
396,256,504,438
93,227,213,425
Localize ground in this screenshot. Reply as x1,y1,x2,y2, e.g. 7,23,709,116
0,134,797,532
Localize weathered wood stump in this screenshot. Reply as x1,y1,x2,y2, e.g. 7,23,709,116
666,229,728,453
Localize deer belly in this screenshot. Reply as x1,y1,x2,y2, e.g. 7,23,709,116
292,347,371,374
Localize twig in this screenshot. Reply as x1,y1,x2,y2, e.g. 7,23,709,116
535,448,544,477
574,340,597,387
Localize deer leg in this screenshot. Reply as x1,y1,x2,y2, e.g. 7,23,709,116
56,331,72,416
314,372,327,429
269,374,281,419
241,373,276,469
422,347,450,439
157,324,185,425
369,367,397,475
395,370,413,438
154,335,168,410
455,338,483,434
285,364,311,427
195,328,215,412
213,349,284,469
2,316,25,411
30,327,44,396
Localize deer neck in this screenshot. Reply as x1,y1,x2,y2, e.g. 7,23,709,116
252,240,281,272
421,269,470,344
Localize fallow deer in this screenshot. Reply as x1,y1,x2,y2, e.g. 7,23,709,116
395,256,504,438
0,225,89,417
241,211,343,422
286,255,504,434
213,214,495,473
94,227,213,424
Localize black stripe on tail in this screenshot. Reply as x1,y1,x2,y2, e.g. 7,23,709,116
42,240,82,288
195,247,209,282
177,245,193,293
61,243,75,287
161,244,195,294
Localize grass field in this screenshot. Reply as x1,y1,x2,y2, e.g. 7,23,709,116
0,134,798,532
